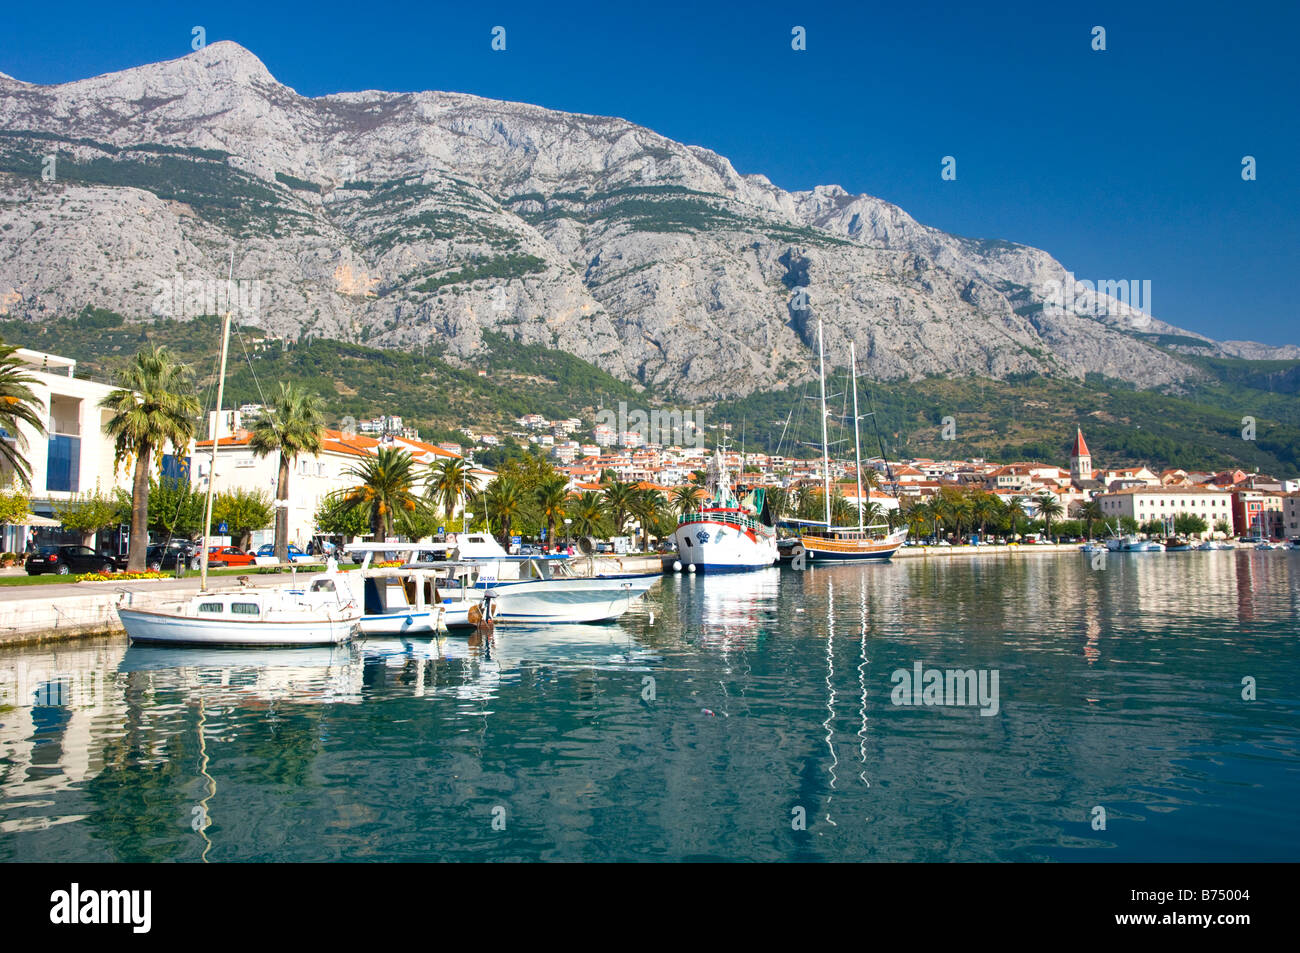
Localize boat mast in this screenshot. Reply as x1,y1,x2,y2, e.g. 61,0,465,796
851,342,864,533
818,320,831,529
200,253,235,592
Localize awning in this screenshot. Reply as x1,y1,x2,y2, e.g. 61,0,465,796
10,513,61,527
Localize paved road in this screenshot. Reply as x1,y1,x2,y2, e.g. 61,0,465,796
0,568,320,602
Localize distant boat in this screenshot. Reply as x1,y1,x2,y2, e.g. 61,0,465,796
1163,537,1194,552
1197,540,1233,550
1106,534,1164,552
795,321,907,564
672,447,778,572
1079,542,1106,553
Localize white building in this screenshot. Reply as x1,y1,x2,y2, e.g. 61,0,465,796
1095,485,1232,536
0,349,135,550
191,429,484,547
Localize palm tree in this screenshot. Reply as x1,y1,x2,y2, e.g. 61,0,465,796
484,475,526,545
570,490,607,538
1078,500,1103,539
0,342,46,487
100,346,200,570
602,479,637,536
1035,491,1064,542
669,483,702,516
764,486,790,524
629,488,668,550
534,476,568,549
338,447,422,541
970,491,998,540
904,499,932,539
1005,496,1027,539
427,457,475,528
249,382,325,560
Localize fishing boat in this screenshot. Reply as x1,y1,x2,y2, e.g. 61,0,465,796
116,264,362,647
1105,533,1164,552
1163,537,1194,552
672,447,779,572
794,322,907,564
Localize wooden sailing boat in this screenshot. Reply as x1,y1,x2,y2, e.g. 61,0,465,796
116,260,361,645
795,320,907,563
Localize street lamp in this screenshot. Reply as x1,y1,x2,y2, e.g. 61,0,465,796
564,517,573,551
463,511,473,534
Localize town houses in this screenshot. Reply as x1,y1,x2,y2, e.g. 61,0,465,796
2,347,1297,550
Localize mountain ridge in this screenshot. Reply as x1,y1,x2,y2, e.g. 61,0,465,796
0,41,1293,401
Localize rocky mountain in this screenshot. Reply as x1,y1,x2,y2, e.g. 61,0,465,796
0,42,1288,400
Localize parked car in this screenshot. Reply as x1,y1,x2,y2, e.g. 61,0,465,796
207,546,258,567
25,545,125,576
144,544,222,572
255,543,313,562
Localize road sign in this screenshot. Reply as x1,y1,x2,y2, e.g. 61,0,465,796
437,526,444,536
218,522,228,534
510,536,521,545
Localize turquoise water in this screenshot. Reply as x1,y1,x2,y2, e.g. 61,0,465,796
1,551,1297,862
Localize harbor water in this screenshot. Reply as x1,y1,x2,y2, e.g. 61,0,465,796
1,550,1297,861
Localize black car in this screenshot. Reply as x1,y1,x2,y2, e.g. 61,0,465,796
25,545,125,576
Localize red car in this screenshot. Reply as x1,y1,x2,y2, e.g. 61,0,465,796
207,546,257,567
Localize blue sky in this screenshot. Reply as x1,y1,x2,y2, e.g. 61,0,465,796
2,0,1296,346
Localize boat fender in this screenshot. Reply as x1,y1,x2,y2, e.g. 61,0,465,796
672,560,682,572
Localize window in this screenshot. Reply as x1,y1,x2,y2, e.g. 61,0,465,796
45,435,81,493
197,602,224,613
230,602,260,615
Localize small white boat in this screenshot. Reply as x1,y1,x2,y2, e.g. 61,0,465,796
1106,534,1164,552
118,572,360,646
345,540,661,626
1079,542,1106,553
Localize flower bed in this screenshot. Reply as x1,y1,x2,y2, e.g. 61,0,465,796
76,570,171,583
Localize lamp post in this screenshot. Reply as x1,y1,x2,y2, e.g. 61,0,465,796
564,517,572,551
463,511,473,535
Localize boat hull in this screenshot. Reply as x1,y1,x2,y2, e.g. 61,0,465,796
118,606,358,647
484,575,658,623
673,520,777,573
797,529,907,564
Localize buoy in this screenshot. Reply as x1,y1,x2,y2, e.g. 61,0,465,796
673,560,682,572
687,564,696,573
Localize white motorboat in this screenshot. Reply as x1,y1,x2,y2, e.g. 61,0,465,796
1106,534,1164,552
118,571,360,646
345,539,661,626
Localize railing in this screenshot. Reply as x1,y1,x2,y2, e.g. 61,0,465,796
678,510,763,533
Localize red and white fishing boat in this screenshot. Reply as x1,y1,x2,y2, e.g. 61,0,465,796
673,448,778,572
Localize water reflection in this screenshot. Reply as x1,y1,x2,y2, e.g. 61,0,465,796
0,552,1296,861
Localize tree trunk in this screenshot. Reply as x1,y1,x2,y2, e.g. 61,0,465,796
275,452,290,560
127,447,151,571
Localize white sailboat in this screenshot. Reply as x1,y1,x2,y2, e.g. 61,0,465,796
117,272,361,647
794,321,907,563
